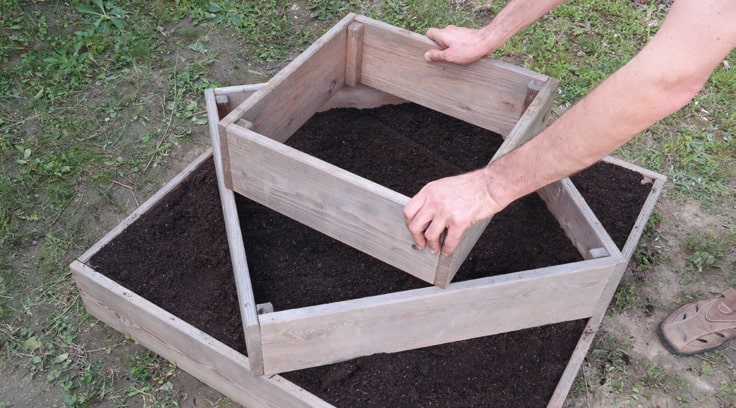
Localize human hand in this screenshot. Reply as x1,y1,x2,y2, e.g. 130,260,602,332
424,25,497,64
403,170,502,256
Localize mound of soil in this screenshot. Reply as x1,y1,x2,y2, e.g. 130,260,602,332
89,103,652,407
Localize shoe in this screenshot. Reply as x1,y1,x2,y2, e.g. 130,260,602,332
659,288,736,355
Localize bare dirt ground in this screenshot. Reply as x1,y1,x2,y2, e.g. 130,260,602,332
564,195,736,407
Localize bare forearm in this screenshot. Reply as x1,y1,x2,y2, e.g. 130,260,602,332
484,68,691,209
407,0,736,255
485,0,736,208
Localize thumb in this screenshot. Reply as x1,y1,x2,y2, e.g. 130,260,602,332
424,49,446,62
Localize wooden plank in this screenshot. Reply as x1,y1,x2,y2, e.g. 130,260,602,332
225,124,440,285
321,84,405,110
219,14,355,143
345,22,364,86
215,95,231,120
70,261,332,408
215,83,405,113
433,221,486,288
547,262,627,408
206,89,264,375
356,15,548,137
258,257,616,375
495,78,560,156
213,83,264,111
538,178,617,261
434,78,560,287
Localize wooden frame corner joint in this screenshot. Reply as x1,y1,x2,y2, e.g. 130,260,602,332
345,22,364,87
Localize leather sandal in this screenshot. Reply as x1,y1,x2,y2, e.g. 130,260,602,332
659,287,736,355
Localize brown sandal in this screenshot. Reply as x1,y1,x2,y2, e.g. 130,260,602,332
659,288,736,355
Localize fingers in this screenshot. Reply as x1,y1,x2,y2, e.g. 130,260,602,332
404,192,449,255
441,227,464,256
423,219,446,254
403,194,429,250
425,27,443,44
425,27,449,62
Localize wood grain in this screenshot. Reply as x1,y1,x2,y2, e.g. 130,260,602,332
219,14,354,143
258,258,617,375
71,261,331,408
225,124,440,284
356,15,547,137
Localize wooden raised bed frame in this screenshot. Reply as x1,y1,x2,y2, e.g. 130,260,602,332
218,13,559,289
70,148,665,407
70,14,667,407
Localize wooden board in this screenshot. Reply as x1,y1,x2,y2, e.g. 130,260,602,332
356,15,548,137
219,14,354,144
206,90,265,374
599,156,667,261
257,258,617,375
538,177,614,260
547,158,666,408
224,124,440,284
345,22,364,86
214,83,405,113
71,261,331,408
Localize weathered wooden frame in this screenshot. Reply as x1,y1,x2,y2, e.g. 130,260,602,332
70,14,668,406
218,14,559,289
70,145,665,407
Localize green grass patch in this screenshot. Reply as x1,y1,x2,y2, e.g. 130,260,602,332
682,232,726,273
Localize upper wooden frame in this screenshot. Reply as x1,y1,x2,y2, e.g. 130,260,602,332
217,14,559,288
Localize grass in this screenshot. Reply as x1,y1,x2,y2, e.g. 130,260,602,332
682,231,726,273
1,0,734,406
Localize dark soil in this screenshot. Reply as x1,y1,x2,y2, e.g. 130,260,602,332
89,103,652,407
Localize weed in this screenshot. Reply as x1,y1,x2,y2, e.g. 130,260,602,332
717,379,736,402
645,363,667,385
675,290,705,306
701,360,715,376
590,337,633,393
682,232,726,273
118,351,180,406
75,0,129,34
611,280,639,315
633,211,664,272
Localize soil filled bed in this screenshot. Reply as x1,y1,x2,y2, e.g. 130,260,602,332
89,103,652,407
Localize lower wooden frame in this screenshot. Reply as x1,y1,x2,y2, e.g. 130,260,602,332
218,14,561,289
210,84,628,376
71,146,665,407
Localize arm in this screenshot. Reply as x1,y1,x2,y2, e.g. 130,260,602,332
405,0,736,255
424,0,566,63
